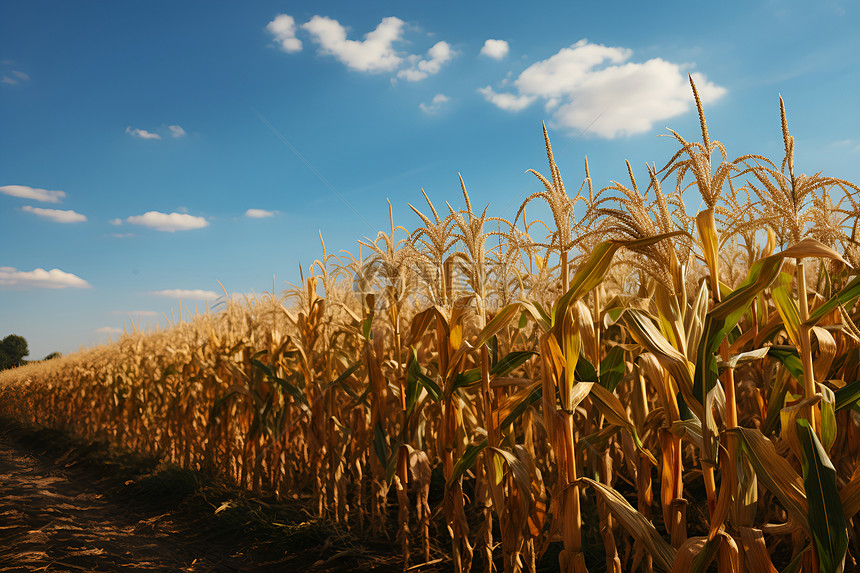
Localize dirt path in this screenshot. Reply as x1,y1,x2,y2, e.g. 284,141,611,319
0,435,248,572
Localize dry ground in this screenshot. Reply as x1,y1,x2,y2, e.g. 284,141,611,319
0,421,426,573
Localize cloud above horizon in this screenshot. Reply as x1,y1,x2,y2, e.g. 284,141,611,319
480,39,509,60
95,326,123,334
111,310,159,317
0,267,91,289
1,185,66,203
126,211,209,232
22,205,87,223
420,93,450,114
398,41,456,81
245,208,276,218
151,289,219,301
302,15,405,73
479,39,726,138
270,14,455,82
267,14,303,53
126,126,161,140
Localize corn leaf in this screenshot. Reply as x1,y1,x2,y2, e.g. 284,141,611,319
796,418,848,573
731,427,810,535
738,528,778,573
579,477,675,572
475,302,522,349
717,347,770,371
599,345,626,392
552,232,686,341
491,350,537,377
839,471,860,519
447,439,488,488
697,209,720,285
771,271,801,346
835,380,860,412
767,346,804,381
589,383,657,465
805,274,860,327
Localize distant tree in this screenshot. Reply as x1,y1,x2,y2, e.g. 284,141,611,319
43,351,63,361
0,334,29,370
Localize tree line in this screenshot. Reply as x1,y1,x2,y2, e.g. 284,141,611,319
0,334,61,371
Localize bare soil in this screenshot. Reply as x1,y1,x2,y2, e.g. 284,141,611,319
0,421,418,573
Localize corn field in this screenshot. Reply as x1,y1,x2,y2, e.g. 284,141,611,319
4,78,860,573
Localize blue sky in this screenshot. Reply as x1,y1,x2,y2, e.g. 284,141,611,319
2,1,859,359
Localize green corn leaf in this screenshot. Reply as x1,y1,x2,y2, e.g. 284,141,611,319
805,274,860,327
771,271,801,346
490,350,537,378
796,418,848,573
767,346,804,381
834,380,860,412
599,345,626,392
447,439,488,488
373,422,389,466
408,347,441,402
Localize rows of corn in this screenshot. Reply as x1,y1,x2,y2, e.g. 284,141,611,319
4,79,860,572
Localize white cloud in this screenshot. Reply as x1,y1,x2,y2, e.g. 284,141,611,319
245,208,276,218
419,93,450,114
480,39,509,60
21,205,86,223
267,14,303,53
168,125,186,138
398,41,455,81
109,218,123,226
478,86,535,112
112,310,159,317
0,267,90,289
126,126,161,140
0,184,65,203
95,326,123,334
302,15,405,73
151,289,219,301
126,211,209,232
481,39,727,139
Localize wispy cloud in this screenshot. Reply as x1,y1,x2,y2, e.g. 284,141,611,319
420,93,450,114
398,41,456,81
267,14,303,53
480,39,726,139
126,211,209,232
111,310,159,317
302,16,405,73
168,125,186,138
21,205,86,223
477,87,535,112
245,208,276,218
0,185,66,203
109,218,123,226
0,267,90,289
126,126,161,140
95,326,123,334
480,39,509,60
2,70,30,85
151,289,219,301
